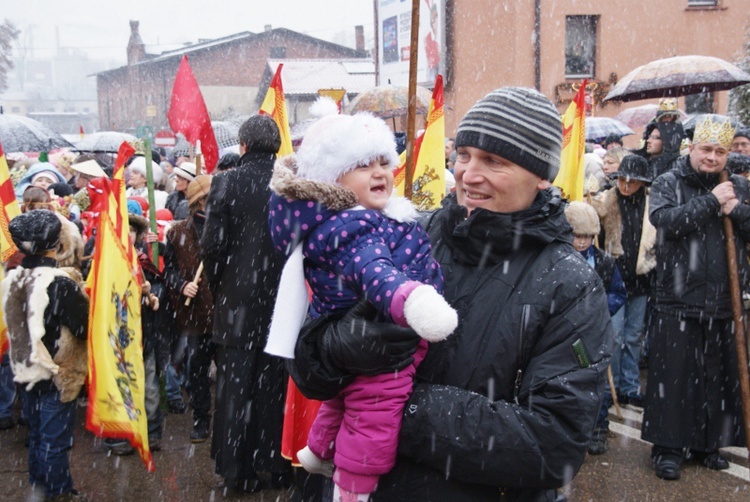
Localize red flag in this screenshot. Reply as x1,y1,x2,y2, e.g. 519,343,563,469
79,125,85,140
167,55,219,172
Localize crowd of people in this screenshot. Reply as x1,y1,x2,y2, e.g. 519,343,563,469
0,89,748,502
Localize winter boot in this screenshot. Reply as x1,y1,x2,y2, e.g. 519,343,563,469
297,446,334,478
587,427,608,455
190,416,210,443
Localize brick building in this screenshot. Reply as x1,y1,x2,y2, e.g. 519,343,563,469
96,21,368,134
438,0,750,145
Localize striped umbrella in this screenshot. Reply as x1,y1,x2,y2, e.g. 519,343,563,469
604,55,750,103
584,117,634,143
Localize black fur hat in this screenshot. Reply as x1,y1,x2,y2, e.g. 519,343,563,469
9,210,62,255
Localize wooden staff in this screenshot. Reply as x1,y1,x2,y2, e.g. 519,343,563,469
607,366,622,419
403,0,421,200
184,261,204,307
719,170,750,462
195,140,203,176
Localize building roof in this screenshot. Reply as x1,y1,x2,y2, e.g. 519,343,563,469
95,27,367,77
265,59,375,96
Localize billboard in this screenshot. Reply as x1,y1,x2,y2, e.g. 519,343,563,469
377,0,445,87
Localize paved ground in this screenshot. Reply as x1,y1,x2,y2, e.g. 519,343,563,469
1,394,748,501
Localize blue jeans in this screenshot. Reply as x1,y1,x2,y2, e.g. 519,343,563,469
0,354,16,419
23,384,77,498
610,294,648,396
166,336,188,402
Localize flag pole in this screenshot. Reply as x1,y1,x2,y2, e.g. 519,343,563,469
144,141,159,265
404,0,421,200
195,140,203,176
719,170,750,463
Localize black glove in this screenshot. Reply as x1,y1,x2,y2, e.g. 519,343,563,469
320,300,421,376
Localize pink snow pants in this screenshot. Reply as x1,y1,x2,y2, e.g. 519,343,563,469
306,340,428,494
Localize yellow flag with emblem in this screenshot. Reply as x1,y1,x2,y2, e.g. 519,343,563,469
393,75,446,210
85,142,153,471
553,81,587,202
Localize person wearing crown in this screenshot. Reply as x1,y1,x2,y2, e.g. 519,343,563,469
643,114,749,481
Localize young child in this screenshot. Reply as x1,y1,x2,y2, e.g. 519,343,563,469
564,200,626,455
2,210,89,501
267,113,457,502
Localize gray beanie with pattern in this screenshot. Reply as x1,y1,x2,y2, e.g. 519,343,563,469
455,87,562,181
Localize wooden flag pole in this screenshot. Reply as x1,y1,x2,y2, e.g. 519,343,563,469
403,0,421,200
184,262,204,307
719,170,750,463
195,140,203,176
144,141,159,265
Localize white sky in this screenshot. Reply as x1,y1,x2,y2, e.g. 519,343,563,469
4,0,375,62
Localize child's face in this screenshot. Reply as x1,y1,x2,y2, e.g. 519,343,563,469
32,175,55,190
573,234,594,253
337,158,394,211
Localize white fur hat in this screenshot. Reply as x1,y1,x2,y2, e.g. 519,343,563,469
129,156,164,185
296,113,400,184
564,201,600,236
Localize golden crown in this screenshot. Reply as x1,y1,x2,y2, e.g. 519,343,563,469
693,115,735,149
658,98,678,112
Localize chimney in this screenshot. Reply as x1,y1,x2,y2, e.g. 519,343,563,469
355,25,365,52
127,20,146,65
265,25,273,32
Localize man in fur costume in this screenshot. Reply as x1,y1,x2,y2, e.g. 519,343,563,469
590,155,657,411
2,209,89,501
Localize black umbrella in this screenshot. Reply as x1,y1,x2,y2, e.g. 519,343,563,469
0,114,73,153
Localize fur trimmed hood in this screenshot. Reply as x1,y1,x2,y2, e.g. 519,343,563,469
271,155,359,211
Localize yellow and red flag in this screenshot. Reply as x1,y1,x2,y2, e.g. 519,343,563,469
0,141,21,357
553,80,587,202
393,75,446,210
85,142,153,471
259,63,293,157
79,125,85,140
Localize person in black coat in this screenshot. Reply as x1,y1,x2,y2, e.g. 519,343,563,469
288,88,613,501
644,114,750,480
201,114,291,493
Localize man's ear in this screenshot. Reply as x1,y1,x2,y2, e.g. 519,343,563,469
538,179,551,190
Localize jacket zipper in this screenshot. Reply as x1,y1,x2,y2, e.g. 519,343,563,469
513,304,530,405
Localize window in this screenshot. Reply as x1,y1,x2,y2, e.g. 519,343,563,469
687,0,717,6
565,16,598,78
270,46,286,58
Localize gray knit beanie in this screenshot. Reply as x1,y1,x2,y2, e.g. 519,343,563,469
455,87,562,181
